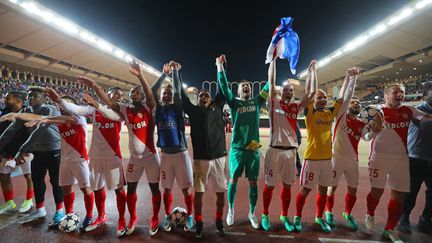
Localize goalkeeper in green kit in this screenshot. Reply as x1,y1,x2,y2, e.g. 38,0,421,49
216,55,269,229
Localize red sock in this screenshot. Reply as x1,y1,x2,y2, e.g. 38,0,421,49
326,194,335,212
280,186,291,217
64,192,75,214
115,190,127,221
94,188,106,218
184,193,194,216
262,185,274,215
384,198,404,230
127,192,137,220
36,201,45,209
195,213,203,222
56,202,63,210
316,193,327,218
152,192,161,220
345,193,357,215
163,191,172,215
295,192,306,217
84,192,94,218
215,210,223,221
3,189,13,201
366,192,380,216
26,188,34,200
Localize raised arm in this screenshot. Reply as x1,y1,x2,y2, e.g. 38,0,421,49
268,61,277,99
170,61,183,111
25,115,79,128
77,76,120,113
45,87,95,116
129,59,157,110
338,67,360,114
151,63,171,101
305,60,317,94
81,93,122,121
216,55,234,104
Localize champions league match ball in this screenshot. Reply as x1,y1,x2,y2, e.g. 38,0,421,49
359,105,383,124
58,213,80,232
170,207,187,227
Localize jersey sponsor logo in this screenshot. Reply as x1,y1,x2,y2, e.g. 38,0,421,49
237,105,256,113
132,120,147,130
61,128,76,138
158,121,177,129
94,122,116,129
383,120,410,129
315,118,332,126
342,125,361,141
275,108,297,119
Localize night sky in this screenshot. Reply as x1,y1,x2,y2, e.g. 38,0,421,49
39,0,407,87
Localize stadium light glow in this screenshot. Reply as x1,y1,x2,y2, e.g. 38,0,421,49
296,0,430,80
416,0,432,9
6,0,166,80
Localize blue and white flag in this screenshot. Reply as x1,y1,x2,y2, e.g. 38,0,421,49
265,17,300,74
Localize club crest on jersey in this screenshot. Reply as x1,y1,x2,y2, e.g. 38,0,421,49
61,128,76,138
291,107,297,112
138,113,143,118
401,113,408,120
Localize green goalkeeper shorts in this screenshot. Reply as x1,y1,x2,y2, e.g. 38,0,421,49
228,147,260,180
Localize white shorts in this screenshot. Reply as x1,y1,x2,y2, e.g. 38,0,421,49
264,147,296,186
300,159,332,189
161,151,193,190
331,157,359,188
0,154,33,175
90,157,126,191
193,157,227,193
368,157,410,192
59,160,91,188
127,152,161,183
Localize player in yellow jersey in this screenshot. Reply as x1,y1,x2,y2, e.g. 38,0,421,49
293,60,348,233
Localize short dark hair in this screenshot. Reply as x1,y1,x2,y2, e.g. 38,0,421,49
7,91,25,102
62,95,78,105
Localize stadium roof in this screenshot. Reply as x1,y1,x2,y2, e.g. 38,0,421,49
0,0,167,90
295,0,432,89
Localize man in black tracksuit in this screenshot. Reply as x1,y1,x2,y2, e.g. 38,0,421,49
180,80,227,239
0,87,63,226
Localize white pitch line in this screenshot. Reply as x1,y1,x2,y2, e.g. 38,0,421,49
225,231,247,236
269,234,295,239
319,238,383,243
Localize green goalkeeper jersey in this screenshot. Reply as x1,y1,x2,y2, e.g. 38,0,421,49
217,71,269,149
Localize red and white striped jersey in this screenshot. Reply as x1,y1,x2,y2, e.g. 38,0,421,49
370,105,426,160
269,98,301,147
119,103,156,158
60,100,123,159
58,116,88,162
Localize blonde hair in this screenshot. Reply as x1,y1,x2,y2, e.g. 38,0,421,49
384,83,405,95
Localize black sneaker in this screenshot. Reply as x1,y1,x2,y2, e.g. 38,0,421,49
215,220,225,236
418,216,432,234
399,215,411,233
195,221,203,239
